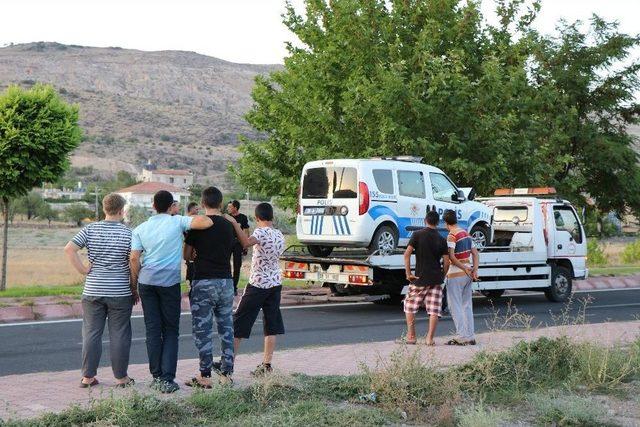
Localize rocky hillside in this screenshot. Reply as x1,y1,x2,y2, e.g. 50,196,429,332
0,42,280,185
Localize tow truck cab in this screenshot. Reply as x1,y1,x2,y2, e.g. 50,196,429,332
283,187,588,303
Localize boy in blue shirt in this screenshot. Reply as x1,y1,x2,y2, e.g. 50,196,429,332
130,190,212,393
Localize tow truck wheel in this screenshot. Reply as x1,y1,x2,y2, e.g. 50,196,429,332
329,283,352,296
545,266,572,302
368,225,398,255
469,223,490,250
481,290,505,299
308,245,333,257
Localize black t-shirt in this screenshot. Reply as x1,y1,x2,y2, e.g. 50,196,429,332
408,228,448,286
231,213,250,246
185,215,235,280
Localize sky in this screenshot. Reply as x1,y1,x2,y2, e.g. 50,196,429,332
1,0,638,64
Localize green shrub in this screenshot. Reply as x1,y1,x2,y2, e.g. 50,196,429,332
528,393,610,426
586,240,608,267
188,387,253,422
455,403,511,427
621,240,640,264
572,341,640,390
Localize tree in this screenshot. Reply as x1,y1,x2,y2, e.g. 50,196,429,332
234,0,639,215
37,203,59,227
534,17,640,215
14,191,47,220
63,204,93,227
0,84,81,290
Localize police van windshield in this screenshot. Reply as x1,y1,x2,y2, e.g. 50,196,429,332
302,167,357,199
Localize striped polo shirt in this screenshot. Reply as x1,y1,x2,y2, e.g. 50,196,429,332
446,228,474,279
72,221,132,297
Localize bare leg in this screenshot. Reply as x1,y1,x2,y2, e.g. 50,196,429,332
234,337,242,355
263,335,276,364
426,314,438,345
405,312,416,342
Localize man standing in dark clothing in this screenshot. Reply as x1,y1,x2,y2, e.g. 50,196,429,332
184,187,236,387
399,210,450,346
227,200,250,294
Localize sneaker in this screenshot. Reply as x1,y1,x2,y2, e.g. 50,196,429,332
149,377,163,390
250,363,273,377
160,380,180,394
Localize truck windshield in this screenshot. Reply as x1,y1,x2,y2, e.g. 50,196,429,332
302,167,357,199
494,207,529,222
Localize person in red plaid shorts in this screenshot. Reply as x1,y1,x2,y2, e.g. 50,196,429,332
399,210,450,345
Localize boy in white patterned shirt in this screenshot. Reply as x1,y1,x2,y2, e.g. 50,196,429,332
226,202,285,376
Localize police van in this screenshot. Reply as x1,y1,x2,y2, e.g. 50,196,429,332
297,157,492,256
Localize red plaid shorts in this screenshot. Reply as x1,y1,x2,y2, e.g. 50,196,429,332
403,284,443,316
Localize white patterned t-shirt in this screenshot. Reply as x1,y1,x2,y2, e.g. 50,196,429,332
248,227,285,289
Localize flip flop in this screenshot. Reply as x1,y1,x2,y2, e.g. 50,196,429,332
445,339,466,346
395,338,417,345
115,378,135,388
79,378,99,388
185,377,212,389
425,340,436,346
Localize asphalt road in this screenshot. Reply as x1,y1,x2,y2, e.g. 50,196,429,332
0,289,638,376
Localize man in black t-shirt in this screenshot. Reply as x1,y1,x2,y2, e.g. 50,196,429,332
399,210,450,346
184,187,236,387
227,200,250,294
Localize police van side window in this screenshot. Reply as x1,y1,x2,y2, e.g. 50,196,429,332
430,173,458,202
372,169,394,194
397,171,425,198
553,206,583,244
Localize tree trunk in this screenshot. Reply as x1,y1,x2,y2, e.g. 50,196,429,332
1,197,9,291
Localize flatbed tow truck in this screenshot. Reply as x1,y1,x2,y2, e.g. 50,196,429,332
281,188,588,303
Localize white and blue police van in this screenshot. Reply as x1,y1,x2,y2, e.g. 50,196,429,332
296,157,492,257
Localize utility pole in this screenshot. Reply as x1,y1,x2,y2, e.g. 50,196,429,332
91,186,99,221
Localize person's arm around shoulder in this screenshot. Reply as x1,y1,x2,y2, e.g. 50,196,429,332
225,214,258,249
187,214,213,230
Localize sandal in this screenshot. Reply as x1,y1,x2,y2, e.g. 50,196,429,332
445,339,467,346
79,378,99,388
185,377,212,389
395,338,417,345
425,340,436,346
115,378,135,388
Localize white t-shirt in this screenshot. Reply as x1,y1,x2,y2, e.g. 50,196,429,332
249,227,285,289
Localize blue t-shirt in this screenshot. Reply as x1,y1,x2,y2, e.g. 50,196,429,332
132,214,193,286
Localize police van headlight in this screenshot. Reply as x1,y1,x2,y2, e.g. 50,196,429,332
340,206,349,216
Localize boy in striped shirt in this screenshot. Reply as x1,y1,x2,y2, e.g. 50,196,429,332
443,209,479,346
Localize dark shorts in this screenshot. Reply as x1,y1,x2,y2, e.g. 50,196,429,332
233,285,285,339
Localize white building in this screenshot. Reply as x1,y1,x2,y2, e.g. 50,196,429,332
137,162,194,189
116,182,190,217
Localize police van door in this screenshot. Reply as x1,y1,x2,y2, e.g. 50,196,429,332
396,169,428,244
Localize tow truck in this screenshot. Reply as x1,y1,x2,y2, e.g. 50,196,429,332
281,188,588,303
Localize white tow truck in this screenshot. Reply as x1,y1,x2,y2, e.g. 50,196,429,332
282,188,588,303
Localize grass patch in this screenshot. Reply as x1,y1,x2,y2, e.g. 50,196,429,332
455,403,511,427
589,265,640,276
0,285,83,298
528,393,612,426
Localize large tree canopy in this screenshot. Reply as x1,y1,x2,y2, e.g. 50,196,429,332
0,84,81,289
234,0,639,214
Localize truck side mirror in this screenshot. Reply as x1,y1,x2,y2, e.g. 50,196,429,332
452,190,466,202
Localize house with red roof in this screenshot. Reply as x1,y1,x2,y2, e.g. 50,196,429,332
116,182,190,218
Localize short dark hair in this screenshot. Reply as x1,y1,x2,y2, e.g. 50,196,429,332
426,210,440,226
153,190,174,213
201,187,223,209
229,200,240,210
443,209,458,225
255,202,273,221
187,202,198,213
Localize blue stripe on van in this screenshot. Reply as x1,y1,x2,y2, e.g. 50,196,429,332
342,216,351,235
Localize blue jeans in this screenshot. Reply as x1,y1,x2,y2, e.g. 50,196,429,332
139,283,181,382
190,278,235,374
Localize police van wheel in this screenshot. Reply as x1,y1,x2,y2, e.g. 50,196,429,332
368,225,398,255
469,224,489,250
308,245,333,257
545,266,572,302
